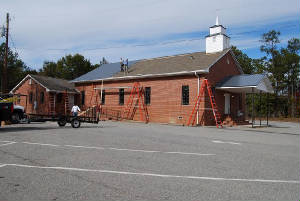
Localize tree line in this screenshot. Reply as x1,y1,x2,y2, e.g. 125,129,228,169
0,44,108,91
232,30,300,118
0,30,299,117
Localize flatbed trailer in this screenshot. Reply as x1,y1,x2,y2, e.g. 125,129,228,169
27,113,99,128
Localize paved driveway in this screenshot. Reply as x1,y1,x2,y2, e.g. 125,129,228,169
0,121,299,201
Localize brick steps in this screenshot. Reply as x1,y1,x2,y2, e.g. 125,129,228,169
222,116,250,127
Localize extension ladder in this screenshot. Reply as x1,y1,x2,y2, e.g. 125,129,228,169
64,91,70,115
48,93,55,115
123,82,149,123
187,79,223,128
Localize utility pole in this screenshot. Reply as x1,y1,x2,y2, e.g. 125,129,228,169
1,13,9,94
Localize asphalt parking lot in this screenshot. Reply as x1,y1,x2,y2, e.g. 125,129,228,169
0,121,299,201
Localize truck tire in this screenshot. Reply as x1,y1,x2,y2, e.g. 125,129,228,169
71,119,81,128
57,118,67,127
11,112,20,124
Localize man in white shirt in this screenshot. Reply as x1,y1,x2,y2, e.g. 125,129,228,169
71,105,81,117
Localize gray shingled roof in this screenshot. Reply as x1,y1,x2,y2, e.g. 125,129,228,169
215,74,274,93
72,49,230,83
30,74,79,93
113,50,228,77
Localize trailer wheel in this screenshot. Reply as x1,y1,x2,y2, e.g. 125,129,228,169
11,112,21,124
58,118,67,127
71,119,81,128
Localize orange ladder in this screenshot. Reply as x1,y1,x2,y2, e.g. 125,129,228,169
86,83,100,116
187,79,223,128
48,93,55,115
64,90,70,115
89,83,99,106
123,82,149,123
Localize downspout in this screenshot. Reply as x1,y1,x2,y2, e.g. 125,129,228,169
195,72,200,125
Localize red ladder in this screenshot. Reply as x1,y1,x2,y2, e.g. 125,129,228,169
123,82,149,123
64,91,70,115
48,93,55,115
187,79,223,128
88,83,100,112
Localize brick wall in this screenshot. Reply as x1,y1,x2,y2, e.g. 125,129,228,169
75,51,245,126
76,75,205,125
14,77,74,115
205,51,245,124
14,78,49,114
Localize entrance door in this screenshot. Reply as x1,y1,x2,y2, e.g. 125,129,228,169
224,93,230,114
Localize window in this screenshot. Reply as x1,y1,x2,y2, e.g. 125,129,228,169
119,88,124,105
57,93,63,103
213,36,216,42
144,87,151,105
29,92,33,104
40,92,44,104
81,91,85,105
101,90,105,105
182,85,189,105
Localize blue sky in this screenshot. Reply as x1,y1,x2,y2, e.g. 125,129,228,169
0,0,299,70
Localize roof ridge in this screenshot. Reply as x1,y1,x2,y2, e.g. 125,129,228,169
30,74,70,82
138,51,206,62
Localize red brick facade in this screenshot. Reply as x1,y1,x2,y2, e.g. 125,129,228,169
13,77,76,115
75,51,245,125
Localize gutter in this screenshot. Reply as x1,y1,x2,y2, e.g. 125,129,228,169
46,89,80,94
71,69,209,84
194,72,200,125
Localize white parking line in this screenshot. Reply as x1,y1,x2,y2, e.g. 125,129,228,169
22,142,60,147
0,140,14,143
0,163,298,184
0,142,17,147
212,140,241,145
1,140,215,157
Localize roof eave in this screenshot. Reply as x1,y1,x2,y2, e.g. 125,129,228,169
71,70,209,84
47,89,80,94
10,74,51,94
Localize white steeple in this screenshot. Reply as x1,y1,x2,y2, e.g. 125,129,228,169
205,17,230,54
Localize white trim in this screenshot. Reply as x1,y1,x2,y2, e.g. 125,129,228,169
71,49,236,84
206,48,231,71
46,89,79,94
10,74,50,94
10,74,31,93
216,75,274,93
216,86,257,89
71,70,209,84
94,86,132,90
229,50,244,74
10,74,80,94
